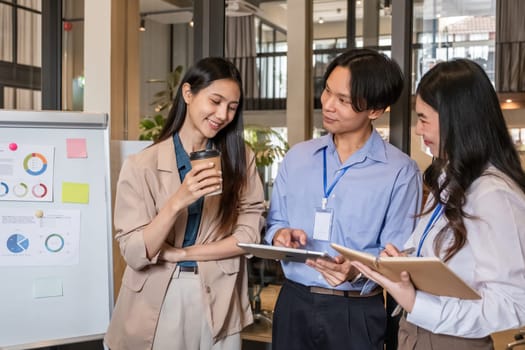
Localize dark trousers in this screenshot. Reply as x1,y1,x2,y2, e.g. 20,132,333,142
386,293,401,350
272,279,386,350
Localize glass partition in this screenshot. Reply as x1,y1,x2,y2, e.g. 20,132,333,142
0,0,41,110
411,0,496,93
62,0,84,111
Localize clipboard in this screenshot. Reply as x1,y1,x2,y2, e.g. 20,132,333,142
331,243,481,300
237,243,332,263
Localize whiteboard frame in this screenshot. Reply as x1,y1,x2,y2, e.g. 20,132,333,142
0,110,114,349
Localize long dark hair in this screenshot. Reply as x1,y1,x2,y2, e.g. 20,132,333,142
155,57,247,234
323,48,404,112
417,59,525,261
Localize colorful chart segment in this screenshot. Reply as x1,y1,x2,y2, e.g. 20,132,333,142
23,153,48,176
13,183,28,197
32,183,48,198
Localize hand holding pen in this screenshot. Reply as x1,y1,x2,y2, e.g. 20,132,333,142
380,243,415,258
350,245,415,283
378,244,417,317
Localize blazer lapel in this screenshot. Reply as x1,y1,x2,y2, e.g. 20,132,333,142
157,137,187,247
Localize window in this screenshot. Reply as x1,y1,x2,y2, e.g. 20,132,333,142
412,0,496,92
0,0,42,109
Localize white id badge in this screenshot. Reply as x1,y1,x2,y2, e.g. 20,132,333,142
313,208,333,241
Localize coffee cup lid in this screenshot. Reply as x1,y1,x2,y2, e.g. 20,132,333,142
189,149,220,160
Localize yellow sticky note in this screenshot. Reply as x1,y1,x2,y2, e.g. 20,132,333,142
62,182,89,204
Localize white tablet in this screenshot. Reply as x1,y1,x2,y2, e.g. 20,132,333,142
238,243,332,263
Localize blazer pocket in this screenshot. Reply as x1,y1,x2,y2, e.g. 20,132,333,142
122,266,149,292
217,257,240,275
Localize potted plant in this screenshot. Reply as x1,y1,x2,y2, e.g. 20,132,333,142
139,65,184,141
243,125,289,200
243,125,288,169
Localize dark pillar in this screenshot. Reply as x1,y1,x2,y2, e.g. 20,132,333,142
346,0,356,49
42,0,62,110
389,0,413,154
193,0,225,61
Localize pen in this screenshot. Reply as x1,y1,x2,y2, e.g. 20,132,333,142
378,246,416,256
400,247,416,256
352,247,416,284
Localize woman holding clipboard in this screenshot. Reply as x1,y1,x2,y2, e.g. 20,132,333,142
352,59,525,349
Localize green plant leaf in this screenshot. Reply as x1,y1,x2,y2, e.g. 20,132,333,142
153,114,166,126
140,119,156,129
244,125,289,168
140,66,184,141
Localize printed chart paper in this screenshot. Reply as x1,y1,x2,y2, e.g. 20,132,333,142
0,143,55,202
0,208,81,266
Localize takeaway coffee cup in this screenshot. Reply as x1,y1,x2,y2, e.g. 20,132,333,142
189,149,222,196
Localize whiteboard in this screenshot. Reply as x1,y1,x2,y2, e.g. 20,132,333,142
0,111,113,349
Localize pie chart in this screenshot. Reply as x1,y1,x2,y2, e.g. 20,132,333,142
6,233,30,253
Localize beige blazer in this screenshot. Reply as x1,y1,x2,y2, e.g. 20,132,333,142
104,137,265,350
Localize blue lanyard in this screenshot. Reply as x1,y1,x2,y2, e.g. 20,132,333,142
322,148,349,209
416,203,444,257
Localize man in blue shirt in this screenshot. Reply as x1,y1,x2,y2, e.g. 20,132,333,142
265,48,422,350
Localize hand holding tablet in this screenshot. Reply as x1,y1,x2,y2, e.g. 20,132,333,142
237,243,333,263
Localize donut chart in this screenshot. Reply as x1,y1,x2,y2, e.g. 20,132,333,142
23,152,48,176
32,183,48,198
45,234,65,253
13,183,28,197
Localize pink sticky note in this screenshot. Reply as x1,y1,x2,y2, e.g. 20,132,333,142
66,138,87,158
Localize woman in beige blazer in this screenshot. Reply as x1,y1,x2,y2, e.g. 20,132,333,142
105,57,265,350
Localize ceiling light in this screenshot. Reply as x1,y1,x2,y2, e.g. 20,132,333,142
506,99,513,103
189,19,194,27
318,17,324,24
139,18,146,32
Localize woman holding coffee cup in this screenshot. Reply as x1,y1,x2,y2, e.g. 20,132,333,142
105,57,265,350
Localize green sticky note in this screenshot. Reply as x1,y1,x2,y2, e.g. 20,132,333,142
62,182,89,203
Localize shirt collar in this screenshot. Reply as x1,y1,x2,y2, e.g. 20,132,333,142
312,129,388,165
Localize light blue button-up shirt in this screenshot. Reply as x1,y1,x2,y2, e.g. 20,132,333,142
265,130,422,290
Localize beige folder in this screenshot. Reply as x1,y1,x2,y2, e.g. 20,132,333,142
331,243,481,300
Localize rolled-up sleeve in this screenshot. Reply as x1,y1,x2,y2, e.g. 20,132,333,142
114,157,160,270
407,186,525,337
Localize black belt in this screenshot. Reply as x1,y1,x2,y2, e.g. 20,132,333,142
286,279,383,299
309,285,383,298
178,265,199,274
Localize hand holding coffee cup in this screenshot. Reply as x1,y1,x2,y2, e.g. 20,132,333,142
189,149,222,196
